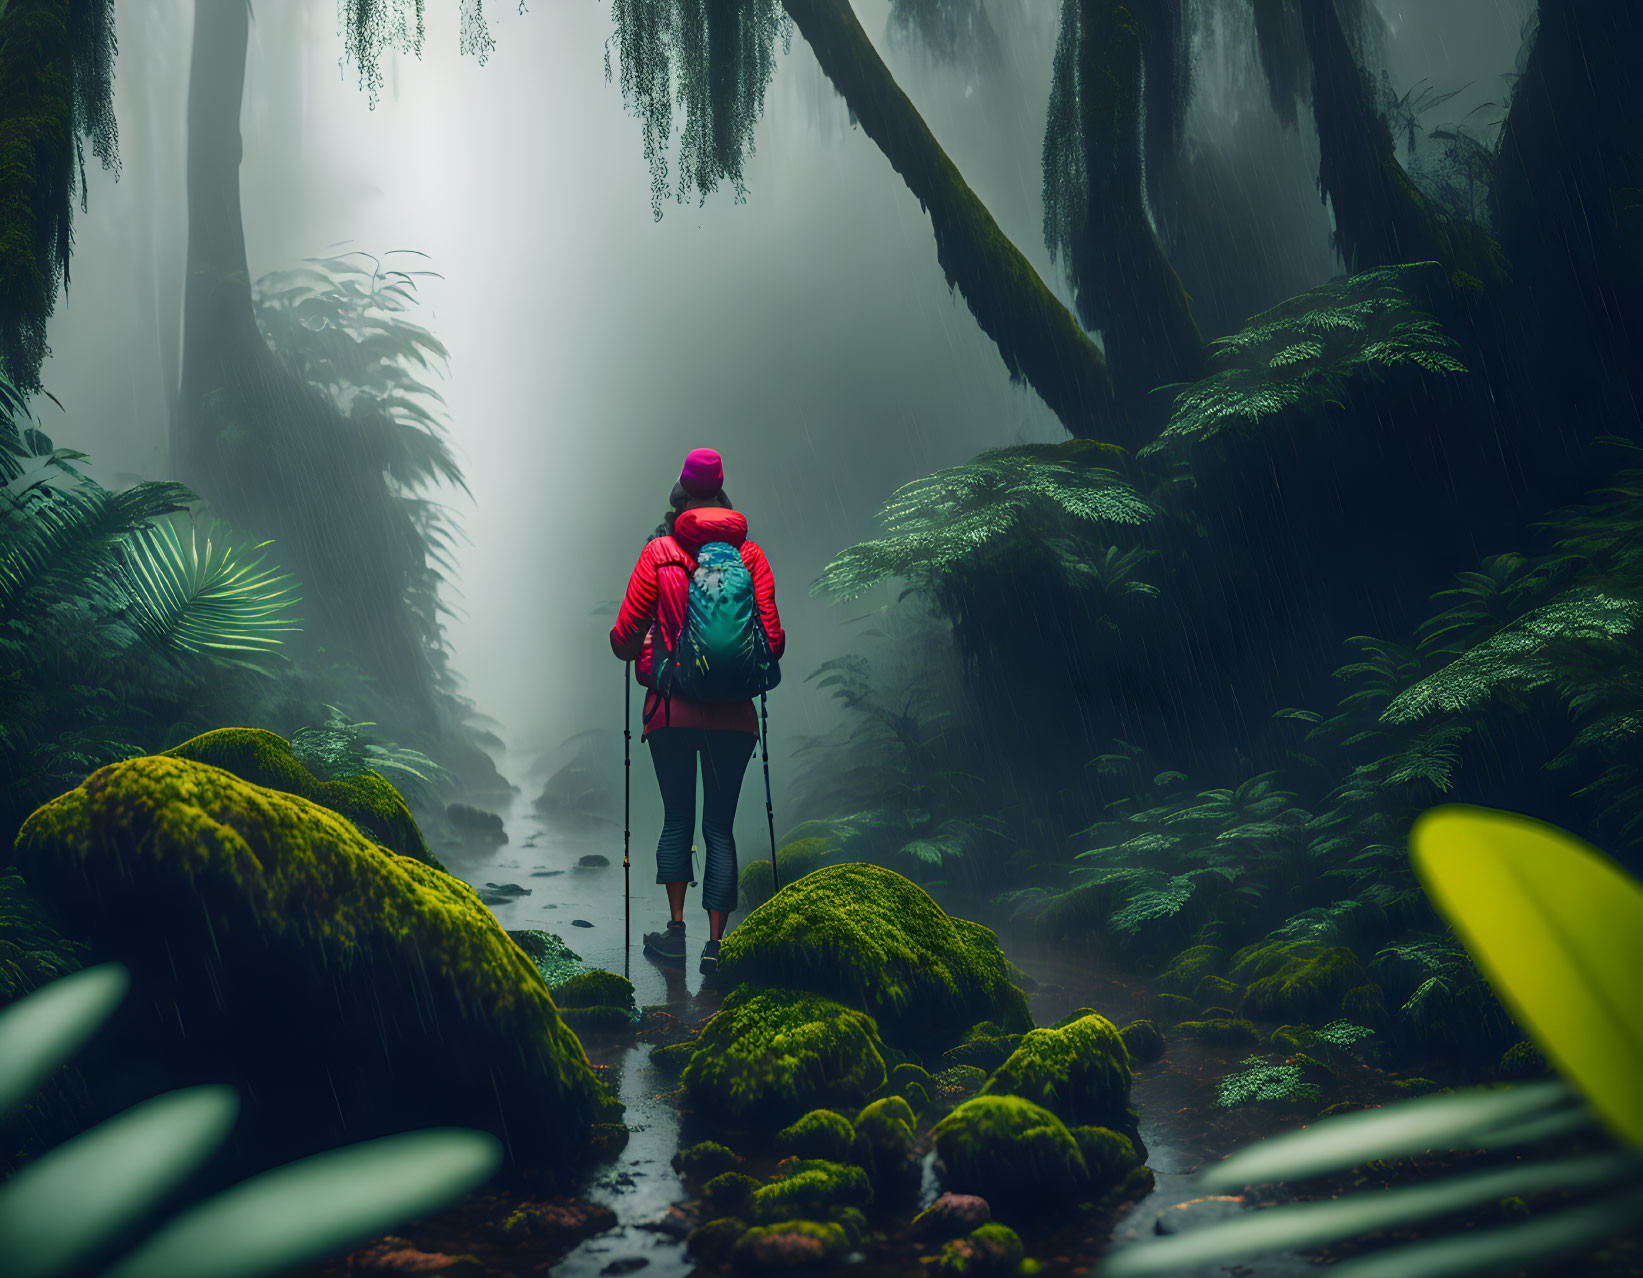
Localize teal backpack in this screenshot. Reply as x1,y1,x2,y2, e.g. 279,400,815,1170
656,541,781,711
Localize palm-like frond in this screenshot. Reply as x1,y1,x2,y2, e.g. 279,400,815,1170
117,517,302,654
1141,261,1466,458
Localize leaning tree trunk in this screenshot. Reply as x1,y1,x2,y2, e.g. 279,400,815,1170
780,0,1123,444
177,0,433,710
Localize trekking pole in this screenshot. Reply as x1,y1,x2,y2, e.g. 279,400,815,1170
623,662,632,978
760,692,779,892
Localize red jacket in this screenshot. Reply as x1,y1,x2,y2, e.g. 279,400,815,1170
609,507,785,737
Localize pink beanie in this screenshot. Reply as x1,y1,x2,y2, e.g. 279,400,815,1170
679,447,724,497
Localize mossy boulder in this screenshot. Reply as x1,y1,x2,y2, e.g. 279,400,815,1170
933,1222,1025,1275
1232,941,1375,1022
776,1109,857,1163
853,1096,917,1190
1175,1018,1259,1046
719,863,1031,1045
12,754,615,1167
686,1216,748,1263
1069,1126,1141,1190
549,968,637,1034
941,1033,1023,1073
673,1140,743,1184
163,728,435,866
704,1171,762,1214
930,1096,1089,1208
981,1014,1133,1129
1118,1019,1165,1065
1160,944,1224,993
738,838,836,912
681,985,888,1126
731,1219,848,1271
749,1159,873,1220
932,1065,988,1101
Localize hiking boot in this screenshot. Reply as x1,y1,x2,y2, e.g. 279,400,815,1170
699,938,721,975
644,920,686,962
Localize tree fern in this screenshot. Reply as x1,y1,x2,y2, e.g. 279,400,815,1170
812,440,1155,604
1140,261,1466,458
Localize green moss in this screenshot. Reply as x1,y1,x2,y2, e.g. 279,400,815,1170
941,1034,1023,1072
12,754,614,1166
557,1004,636,1033
1292,1052,1336,1085
737,838,836,912
749,1159,873,1219
1389,1076,1444,1096
1118,1019,1164,1066
1175,1018,1259,1046
903,1080,932,1115
719,863,1031,1045
1160,944,1224,992
1269,1024,1316,1054
730,1218,848,1271
672,1140,742,1184
508,929,585,987
1068,1126,1140,1189
703,1171,762,1214
934,1221,1026,1275
686,1216,747,1262
892,1061,934,1092
853,1096,917,1189
1154,992,1194,1016
981,1014,1133,1128
681,985,888,1126
1342,981,1388,1026
1232,941,1373,1021
1497,1039,1549,1080
551,968,635,1010
1199,1005,1239,1020
932,1064,988,1098
163,728,436,866
650,1039,698,1074
1194,975,1242,1007
776,1109,856,1163
930,1096,1089,1206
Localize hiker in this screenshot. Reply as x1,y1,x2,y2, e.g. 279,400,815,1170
609,448,785,974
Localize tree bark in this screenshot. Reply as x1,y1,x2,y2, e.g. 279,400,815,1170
1297,0,1499,285
780,0,1122,442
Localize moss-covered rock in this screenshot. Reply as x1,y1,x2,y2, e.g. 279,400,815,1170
776,1109,857,1163
853,1096,917,1190
681,985,888,1126
1175,1018,1259,1046
509,929,586,987
1068,1126,1140,1189
1118,1019,1165,1065
163,728,435,865
650,1039,699,1074
731,1219,848,1271
930,1096,1089,1207
1232,941,1375,1022
941,1034,1023,1073
981,1014,1132,1128
738,838,836,912
548,968,636,1034
719,863,1031,1045
749,1159,873,1220
673,1140,743,1184
686,1216,748,1263
932,1064,988,1102
933,1222,1025,1275
1497,1039,1550,1080
1160,944,1224,993
11,754,615,1167
703,1171,762,1214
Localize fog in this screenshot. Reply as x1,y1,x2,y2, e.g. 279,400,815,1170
38,0,1534,808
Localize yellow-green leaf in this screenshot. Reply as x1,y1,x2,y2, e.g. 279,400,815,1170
1409,805,1643,1146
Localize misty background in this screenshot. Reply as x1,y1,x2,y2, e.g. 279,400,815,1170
36,0,1531,833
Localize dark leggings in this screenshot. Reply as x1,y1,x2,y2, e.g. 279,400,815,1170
646,728,757,913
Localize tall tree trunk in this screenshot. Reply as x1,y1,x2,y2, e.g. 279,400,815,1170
1297,0,1499,284
780,0,1122,443
177,0,433,710
1067,0,1204,406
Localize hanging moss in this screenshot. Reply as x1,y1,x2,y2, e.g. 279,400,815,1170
162,728,437,866
0,0,119,393
717,862,1031,1046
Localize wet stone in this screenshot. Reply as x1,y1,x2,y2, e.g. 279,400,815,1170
580,854,612,867
911,1192,992,1240
349,1237,485,1276
572,919,595,928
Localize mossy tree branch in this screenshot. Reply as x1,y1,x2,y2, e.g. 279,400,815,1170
779,0,1120,442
